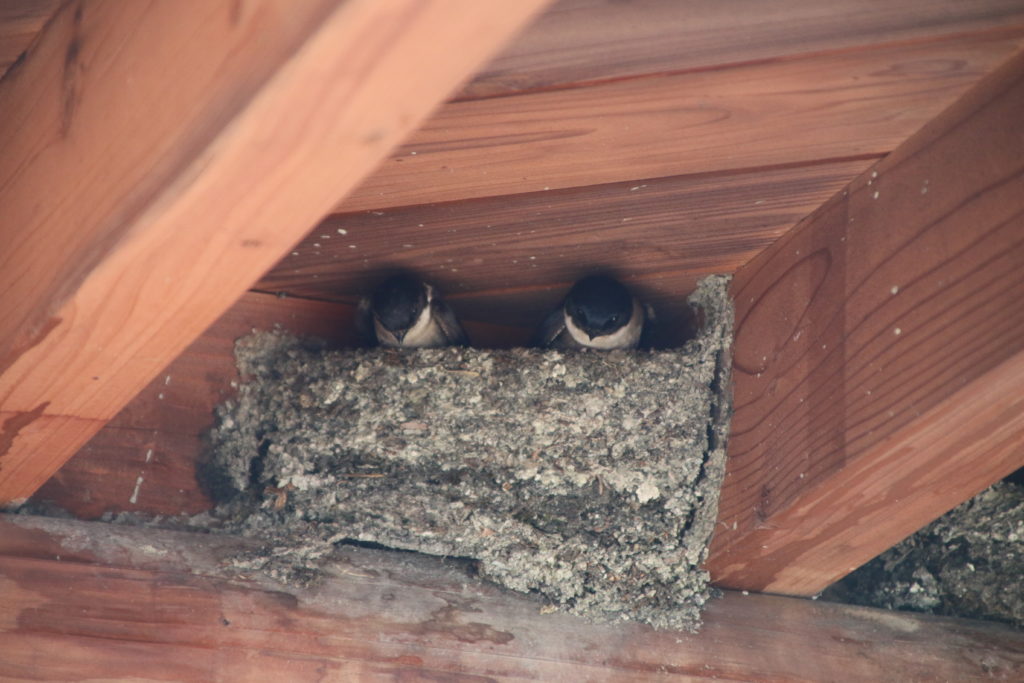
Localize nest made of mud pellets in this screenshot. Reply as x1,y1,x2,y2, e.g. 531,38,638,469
201,275,733,631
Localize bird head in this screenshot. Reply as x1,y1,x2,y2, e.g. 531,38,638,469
565,275,633,340
371,274,429,341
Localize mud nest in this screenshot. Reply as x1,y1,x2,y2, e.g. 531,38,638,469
201,275,733,631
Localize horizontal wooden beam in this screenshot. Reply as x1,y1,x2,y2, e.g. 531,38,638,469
0,0,549,505
707,48,1024,595
1,514,1021,680
337,31,1024,212
468,0,1024,98
260,159,872,333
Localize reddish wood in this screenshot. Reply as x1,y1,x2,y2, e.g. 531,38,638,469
0,0,550,504
467,0,1024,98
0,0,59,77
1,514,1021,680
707,49,1024,595
260,159,872,332
338,33,1024,212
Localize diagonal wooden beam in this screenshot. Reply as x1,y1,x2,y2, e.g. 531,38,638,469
0,0,549,504
707,48,1024,595
2,514,1022,680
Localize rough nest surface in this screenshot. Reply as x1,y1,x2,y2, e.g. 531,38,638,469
824,480,1024,629
200,275,733,631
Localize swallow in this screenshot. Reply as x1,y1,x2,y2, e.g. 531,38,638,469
535,274,649,350
357,273,468,348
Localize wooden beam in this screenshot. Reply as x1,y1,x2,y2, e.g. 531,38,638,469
707,48,1024,595
259,159,873,330
468,0,1024,98
1,514,1021,680
0,0,549,505
0,0,60,77
336,31,1024,212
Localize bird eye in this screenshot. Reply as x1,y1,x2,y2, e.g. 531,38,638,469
609,314,620,325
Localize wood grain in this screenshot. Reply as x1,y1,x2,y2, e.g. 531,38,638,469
339,32,1024,212
706,49,1024,595
261,159,873,331
467,0,1024,98
1,514,1021,681
0,0,59,78
0,0,550,504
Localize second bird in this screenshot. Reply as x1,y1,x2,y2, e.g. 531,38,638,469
359,273,468,348
535,274,648,350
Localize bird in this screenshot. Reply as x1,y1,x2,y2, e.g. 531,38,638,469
357,273,468,348
535,274,649,350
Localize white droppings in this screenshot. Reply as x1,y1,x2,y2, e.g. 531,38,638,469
129,475,144,504
529,256,536,260
320,234,330,239
742,590,750,596
337,228,348,235
871,170,878,179
891,285,899,295
543,186,550,191
754,200,766,205
145,449,153,463
349,244,357,249
418,223,424,228
635,480,660,504
894,327,902,336
164,375,171,385
157,393,164,400
921,185,929,194
409,151,417,155
291,251,299,256
313,243,321,248
872,190,880,199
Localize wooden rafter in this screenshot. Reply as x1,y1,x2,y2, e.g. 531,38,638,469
1,514,1021,679
707,48,1024,595
0,0,550,504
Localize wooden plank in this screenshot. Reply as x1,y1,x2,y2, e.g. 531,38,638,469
28,292,527,520
467,0,1024,98
339,32,1024,212
706,49,1024,595
261,159,873,330
0,0,59,77
1,514,1021,680
0,0,550,505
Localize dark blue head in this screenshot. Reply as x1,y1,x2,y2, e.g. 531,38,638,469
565,275,633,339
371,274,427,335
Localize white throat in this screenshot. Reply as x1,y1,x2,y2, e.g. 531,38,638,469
564,298,643,349
376,284,445,348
